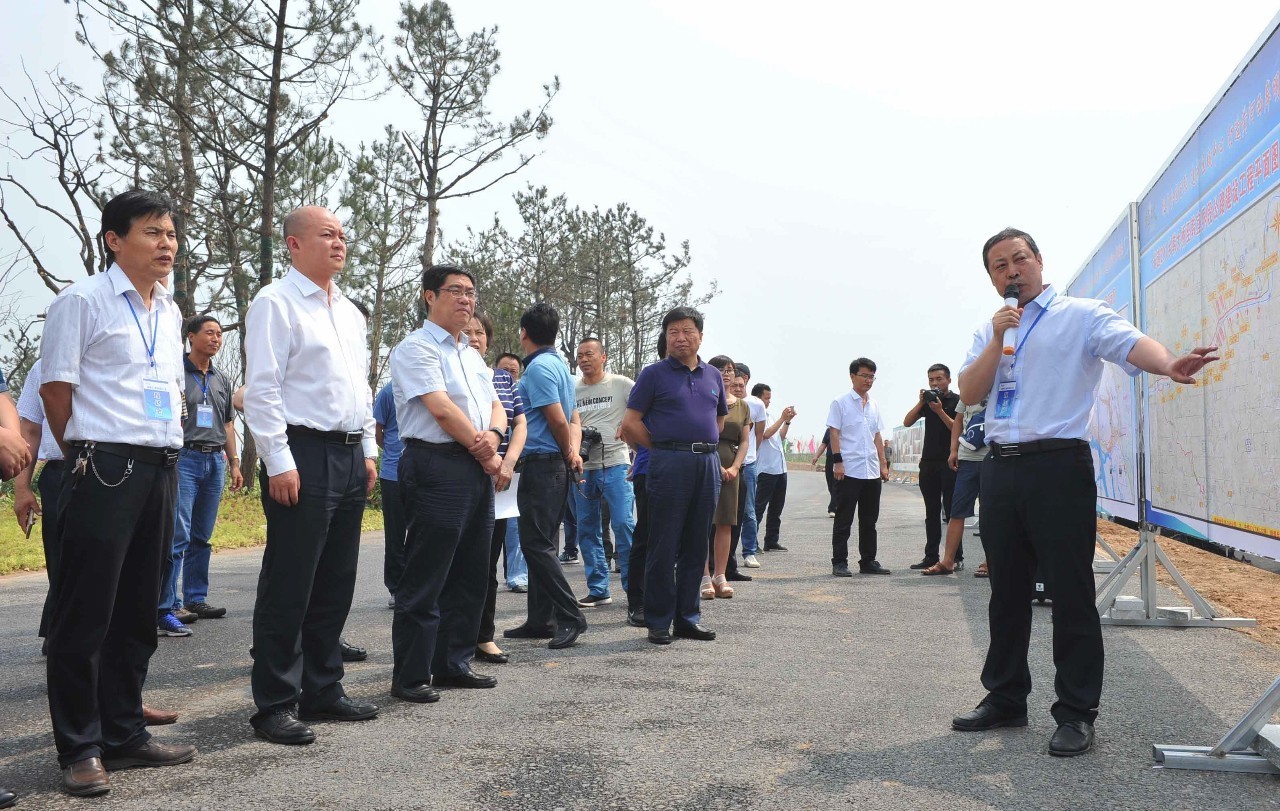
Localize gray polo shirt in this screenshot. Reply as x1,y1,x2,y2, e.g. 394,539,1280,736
182,355,235,446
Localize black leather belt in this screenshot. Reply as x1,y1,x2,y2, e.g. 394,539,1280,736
653,441,717,454
184,442,225,453
989,438,1088,458
69,441,180,468
403,438,470,457
286,425,363,445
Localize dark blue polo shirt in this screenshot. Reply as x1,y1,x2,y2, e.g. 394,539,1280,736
627,356,728,444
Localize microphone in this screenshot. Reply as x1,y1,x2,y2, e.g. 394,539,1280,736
1001,284,1019,356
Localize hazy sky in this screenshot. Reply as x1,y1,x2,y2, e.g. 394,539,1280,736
3,0,1278,444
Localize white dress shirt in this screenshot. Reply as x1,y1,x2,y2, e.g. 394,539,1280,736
15,360,63,461
391,321,497,443
825,391,887,480
40,264,184,448
743,395,767,465
756,408,787,475
244,267,376,476
959,285,1143,445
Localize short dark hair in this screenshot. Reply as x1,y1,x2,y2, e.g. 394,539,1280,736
707,355,735,372
472,311,494,342
982,227,1041,271
735,362,751,380
656,330,667,360
422,263,476,293
577,337,605,354
520,302,559,346
927,363,951,378
849,357,877,376
662,306,704,333
496,352,521,367
185,315,221,336
100,189,180,264
751,383,770,397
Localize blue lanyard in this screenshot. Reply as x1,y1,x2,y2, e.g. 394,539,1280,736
191,370,210,403
123,294,159,370
1011,294,1053,367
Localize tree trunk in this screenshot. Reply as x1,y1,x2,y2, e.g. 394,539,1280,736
172,0,198,317
257,0,289,290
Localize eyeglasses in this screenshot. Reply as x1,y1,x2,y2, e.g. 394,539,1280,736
855,373,876,381
436,285,478,301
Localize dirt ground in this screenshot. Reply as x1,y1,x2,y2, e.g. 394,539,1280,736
1096,520,1280,649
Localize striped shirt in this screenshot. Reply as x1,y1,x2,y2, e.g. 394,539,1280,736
492,367,524,456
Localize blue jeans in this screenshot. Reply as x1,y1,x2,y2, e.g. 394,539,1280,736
504,520,528,588
160,450,225,611
739,461,760,556
573,465,636,598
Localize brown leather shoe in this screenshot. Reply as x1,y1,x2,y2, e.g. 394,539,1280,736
143,705,179,725
62,757,109,797
101,740,197,771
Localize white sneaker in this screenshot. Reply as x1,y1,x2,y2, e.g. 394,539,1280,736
743,554,761,568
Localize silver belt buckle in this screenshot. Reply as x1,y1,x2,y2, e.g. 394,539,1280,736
1001,442,1020,457
344,431,363,445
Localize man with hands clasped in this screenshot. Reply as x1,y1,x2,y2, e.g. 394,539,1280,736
952,227,1219,758
826,358,891,578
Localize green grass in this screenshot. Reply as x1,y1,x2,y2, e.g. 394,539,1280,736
0,488,384,576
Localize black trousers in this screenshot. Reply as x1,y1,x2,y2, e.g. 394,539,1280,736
831,477,882,566
824,458,837,512
46,448,176,766
517,456,585,630
252,436,365,717
646,449,719,632
381,478,408,596
626,473,649,610
393,445,493,687
37,460,65,639
755,471,788,549
918,459,956,561
479,517,509,644
560,486,578,555
979,445,1101,724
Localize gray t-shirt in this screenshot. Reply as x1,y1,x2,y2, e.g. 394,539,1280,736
181,357,235,445
957,400,990,463
575,373,634,470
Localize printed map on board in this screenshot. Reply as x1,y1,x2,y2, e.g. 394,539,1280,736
1089,307,1137,507
1145,193,1280,538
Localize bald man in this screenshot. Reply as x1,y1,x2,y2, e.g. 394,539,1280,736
243,207,379,745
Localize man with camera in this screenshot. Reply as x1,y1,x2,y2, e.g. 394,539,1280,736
902,364,960,570
572,338,636,608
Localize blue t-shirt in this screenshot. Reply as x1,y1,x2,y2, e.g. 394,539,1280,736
627,356,728,444
631,446,649,476
519,348,575,456
373,382,403,481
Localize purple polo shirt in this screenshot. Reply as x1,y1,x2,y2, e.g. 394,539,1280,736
627,356,728,444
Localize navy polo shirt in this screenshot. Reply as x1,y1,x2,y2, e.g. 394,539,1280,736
627,356,728,444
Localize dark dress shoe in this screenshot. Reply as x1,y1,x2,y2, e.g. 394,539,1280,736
859,561,892,575
648,628,672,645
503,623,554,639
1048,720,1095,756
674,623,716,641
339,639,368,662
299,695,378,722
832,563,853,577
62,757,109,797
391,682,441,703
102,740,197,770
627,607,646,628
549,619,587,650
951,703,1028,731
509,583,528,593
143,705,179,725
252,708,316,744
909,558,939,570
0,787,15,808
434,670,497,689
762,543,788,551
475,647,510,664
726,571,752,581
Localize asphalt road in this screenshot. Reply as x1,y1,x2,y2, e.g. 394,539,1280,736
2,472,1279,809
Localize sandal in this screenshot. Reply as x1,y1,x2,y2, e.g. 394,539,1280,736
712,574,734,598
701,576,715,599
974,563,990,578
920,563,955,576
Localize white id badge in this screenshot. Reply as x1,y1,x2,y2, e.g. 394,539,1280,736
196,403,215,428
142,379,174,422
995,381,1017,419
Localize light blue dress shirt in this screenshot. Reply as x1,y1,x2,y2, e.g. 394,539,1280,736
960,285,1144,445
391,321,497,443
